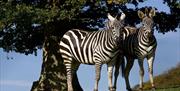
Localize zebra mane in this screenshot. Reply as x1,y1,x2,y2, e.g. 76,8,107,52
105,20,113,30
104,19,124,30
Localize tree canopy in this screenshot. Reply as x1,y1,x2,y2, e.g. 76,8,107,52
0,0,179,55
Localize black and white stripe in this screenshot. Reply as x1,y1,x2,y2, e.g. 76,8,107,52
60,13,125,91
121,26,157,59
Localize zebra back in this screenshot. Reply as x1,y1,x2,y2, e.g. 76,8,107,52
60,13,126,65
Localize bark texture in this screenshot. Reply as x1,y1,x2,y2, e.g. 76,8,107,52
31,36,83,91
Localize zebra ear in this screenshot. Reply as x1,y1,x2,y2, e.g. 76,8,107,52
149,8,156,18
138,10,145,19
107,13,115,21
120,12,126,20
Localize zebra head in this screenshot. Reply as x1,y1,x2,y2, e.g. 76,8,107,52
138,8,156,39
107,13,126,41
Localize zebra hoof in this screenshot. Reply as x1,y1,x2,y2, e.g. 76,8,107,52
112,86,117,91
139,87,143,91
127,88,132,91
109,87,116,91
93,89,98,91
151,87,156,91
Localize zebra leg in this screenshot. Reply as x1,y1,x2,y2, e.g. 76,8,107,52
124,57,134,91
113,60,120,90
138,60,144,91
72,63,82,91
94,63,102,91
107,62,115,91
65,63,73,91
147,55,155,91
113,56,124,90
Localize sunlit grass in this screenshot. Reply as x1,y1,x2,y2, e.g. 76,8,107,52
145,87,180,91
133,63,180,91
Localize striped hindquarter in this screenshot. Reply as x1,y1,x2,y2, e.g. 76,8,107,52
60,29,118,65
60,13,126,91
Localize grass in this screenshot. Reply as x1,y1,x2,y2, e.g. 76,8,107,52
145,87,180,91
133,63,180,91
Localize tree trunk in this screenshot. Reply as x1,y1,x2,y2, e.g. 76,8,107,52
31,36,83,91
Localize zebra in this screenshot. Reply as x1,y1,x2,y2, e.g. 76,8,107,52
111,8,157,91
123,8,157,91
59,13,125,91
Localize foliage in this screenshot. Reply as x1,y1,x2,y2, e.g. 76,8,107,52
154,0,180,33
0,0,180,55
0,0,86,54
133,63,180,90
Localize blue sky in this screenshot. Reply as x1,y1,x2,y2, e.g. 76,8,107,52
0,0,180,91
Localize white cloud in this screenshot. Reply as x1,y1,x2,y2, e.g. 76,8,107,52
0,80,32,87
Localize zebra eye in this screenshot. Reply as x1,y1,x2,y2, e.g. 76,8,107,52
145,31,148,35
145,22,148,26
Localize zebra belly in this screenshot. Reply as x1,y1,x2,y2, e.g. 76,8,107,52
93,46,119,64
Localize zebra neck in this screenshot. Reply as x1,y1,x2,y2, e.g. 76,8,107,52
108,29,120,48
138,31,155,46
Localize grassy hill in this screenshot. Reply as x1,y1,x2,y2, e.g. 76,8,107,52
133,63,180,91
